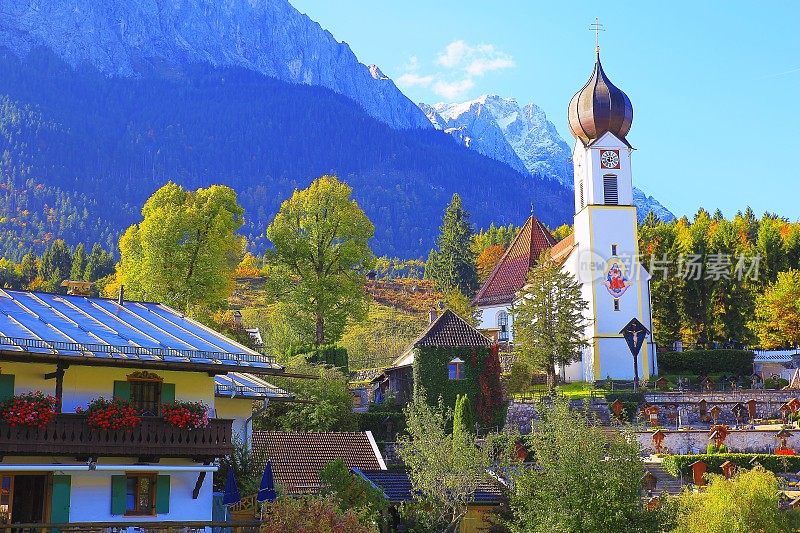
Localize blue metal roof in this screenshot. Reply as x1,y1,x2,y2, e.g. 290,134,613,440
356,469,503,504
0,289,281,373
214,372,293,400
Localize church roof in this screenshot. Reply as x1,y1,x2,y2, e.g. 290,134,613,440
568,52,633,147
472,216,556,307
547,232,576,268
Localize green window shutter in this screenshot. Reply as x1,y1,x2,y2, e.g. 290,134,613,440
0,374,14,403
155,475,171,514
50,475,71,523
110,475,127,515
113,380,130,401
161,383,175,404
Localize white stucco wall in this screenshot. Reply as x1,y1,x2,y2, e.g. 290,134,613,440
1,361,216,412
215,396,255,443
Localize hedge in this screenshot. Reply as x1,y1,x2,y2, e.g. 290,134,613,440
657,350,754,376
286,344,349,373
357,410,406,442
662,453,800,477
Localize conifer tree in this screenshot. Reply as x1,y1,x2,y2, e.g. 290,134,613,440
425,194,479,297
512,254,589,390
70,243,86,281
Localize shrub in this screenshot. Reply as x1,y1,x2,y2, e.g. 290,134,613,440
0,391,59,428
506,361,533,394
260,495,373,533
764,377,789,390
161,401,209,430
706,443,728,454
286,344,349,373
656,350,754,376
662,453,800,477
81,397,142,431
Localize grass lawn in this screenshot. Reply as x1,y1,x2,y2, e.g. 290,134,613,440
512,382,607,400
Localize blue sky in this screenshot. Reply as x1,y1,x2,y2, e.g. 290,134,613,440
291,1,799,221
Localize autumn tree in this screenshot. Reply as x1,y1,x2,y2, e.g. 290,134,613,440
512,254,588,390
114,182,245,313
397,393,490,531
508,399,653,533
266,176,375,346
673,467,792,533
750,270,800,349
426,194,479,297
476,244,504,282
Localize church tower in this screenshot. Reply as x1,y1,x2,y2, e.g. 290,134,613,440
562,50,656,382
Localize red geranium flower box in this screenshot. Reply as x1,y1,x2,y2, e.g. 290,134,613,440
0,391,59,428
161,401,209,430
80,397,142,431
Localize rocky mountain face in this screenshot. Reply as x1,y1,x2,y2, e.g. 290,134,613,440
0,0,432,130
422,95,674,221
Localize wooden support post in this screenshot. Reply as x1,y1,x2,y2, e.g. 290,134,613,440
44,362,69,413
192,469,208,499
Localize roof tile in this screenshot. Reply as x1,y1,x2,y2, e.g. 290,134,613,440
472,216,556,307
251,431,385,495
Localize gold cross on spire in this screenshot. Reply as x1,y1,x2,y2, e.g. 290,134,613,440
590,17,605,55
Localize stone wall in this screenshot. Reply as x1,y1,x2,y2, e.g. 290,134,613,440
505,399,610,434
635,428,799,455
643,390,798,425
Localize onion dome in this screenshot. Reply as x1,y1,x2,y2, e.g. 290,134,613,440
568,52,633,145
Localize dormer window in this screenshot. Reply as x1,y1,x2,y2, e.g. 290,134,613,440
448,358,465,381
497,311,509,341
603,175,618,205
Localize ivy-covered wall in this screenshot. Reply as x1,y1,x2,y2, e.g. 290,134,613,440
412,344,504,426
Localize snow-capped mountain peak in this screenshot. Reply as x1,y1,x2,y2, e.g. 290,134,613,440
418,95,675,221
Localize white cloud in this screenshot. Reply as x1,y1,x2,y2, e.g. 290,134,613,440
433,78,475,100
395,41,514,101
396,72,435,88
437,40,470,68
465,56,516,77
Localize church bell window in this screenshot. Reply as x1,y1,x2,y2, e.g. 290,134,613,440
603,175,618,205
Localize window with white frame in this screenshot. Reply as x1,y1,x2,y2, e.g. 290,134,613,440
497,310,509,341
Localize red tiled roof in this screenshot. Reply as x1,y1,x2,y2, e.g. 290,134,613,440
251,431,385,495
472,216,557,306
548,232,576,267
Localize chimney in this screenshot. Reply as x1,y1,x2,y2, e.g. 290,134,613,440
117,285,125,306
429,308,438,324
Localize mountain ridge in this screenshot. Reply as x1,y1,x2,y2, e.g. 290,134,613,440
421,94,675,221
0,0,432,130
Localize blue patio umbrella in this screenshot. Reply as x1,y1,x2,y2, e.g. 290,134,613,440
257,460,277,502
222,467,241,505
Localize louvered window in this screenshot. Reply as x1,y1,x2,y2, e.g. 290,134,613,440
579,181,585,209
603,175,618,205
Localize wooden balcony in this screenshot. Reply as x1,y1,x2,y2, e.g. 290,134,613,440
0,414,233,460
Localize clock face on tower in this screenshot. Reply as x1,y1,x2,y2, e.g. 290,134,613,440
600,150,620,169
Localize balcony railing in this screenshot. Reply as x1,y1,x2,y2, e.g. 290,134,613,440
0,414,233,460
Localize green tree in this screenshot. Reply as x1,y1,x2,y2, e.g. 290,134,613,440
750,270,800,349
672,467,791,533
18,251,37,287
70,242,86,281
508,399,652,533
255,360,357,432
320,458,388,528
84,243,115,282
425,194,479,297
397,393,490,531
114,182,244,313
39,239,72,290
512,255,588,390
266,176,375,346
